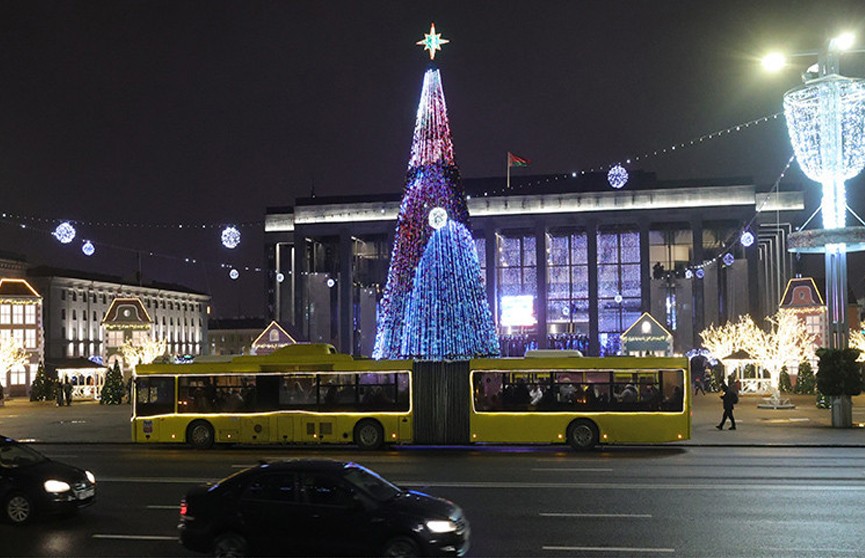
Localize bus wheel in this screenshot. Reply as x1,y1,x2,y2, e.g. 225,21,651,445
354,419,384,451
566,419,599,451
187,420,215,450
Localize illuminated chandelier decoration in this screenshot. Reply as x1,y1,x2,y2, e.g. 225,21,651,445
373,26,498,360
783,76,865,229
607,164,629,189
52,221,76,244
82,240,95,256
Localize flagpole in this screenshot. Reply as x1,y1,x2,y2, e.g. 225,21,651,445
506,152,510,191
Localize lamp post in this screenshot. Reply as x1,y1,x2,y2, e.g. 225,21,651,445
766,34,865,351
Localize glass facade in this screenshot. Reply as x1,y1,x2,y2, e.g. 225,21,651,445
597,228,641,356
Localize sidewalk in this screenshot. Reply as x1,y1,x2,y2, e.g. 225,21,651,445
1,392,864,446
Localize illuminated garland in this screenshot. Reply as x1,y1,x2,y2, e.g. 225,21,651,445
400,220,499,360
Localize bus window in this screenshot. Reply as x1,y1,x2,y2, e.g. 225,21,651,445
135,377,175,416
279,374,317,407
473,372,503,411
660,369,685,411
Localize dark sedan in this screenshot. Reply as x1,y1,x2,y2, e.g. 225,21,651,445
179,459,469,557
0,435,96,524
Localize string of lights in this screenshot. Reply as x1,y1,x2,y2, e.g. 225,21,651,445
483,111,785,197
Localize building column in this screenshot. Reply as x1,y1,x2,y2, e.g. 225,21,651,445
691,219,705,347
293,235,306,337
484,224,498,327
746,237,760,320
339,229,352,354
587,220,599,356
639,223,651,314
535,220,548,349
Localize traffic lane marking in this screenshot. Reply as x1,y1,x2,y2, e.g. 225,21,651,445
541,513,651,518
93,534,177,541
543,546,674,553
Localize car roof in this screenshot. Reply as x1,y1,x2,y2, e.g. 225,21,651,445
254,459,355,472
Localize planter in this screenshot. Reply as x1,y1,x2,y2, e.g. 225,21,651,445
830,395,853,428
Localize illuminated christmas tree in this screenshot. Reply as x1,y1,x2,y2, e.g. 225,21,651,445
373,28,498,360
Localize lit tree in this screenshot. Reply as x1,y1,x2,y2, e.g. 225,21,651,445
741,310,816,391
0,337,28,390
373,62,496,360
101,360,125,405
29,361,55,402
849,330,865,361
700,314,755,365
119,338,167,370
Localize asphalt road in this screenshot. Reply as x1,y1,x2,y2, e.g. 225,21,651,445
2,444,864,557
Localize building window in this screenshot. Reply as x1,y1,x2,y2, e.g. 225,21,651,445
61,290,67,301
12,305,24,324
25,329,36,349
72,310,77,321
0,304,10,324
546,230,590,353
72,291,77,302
25,305,36,325
597,228,642,356
496,232,538,354
102,294,107,304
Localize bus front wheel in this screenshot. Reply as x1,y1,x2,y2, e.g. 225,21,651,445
187,420,215,450
354,419,385,450
566,419,599,451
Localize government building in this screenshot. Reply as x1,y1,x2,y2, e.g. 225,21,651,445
264,171,808,357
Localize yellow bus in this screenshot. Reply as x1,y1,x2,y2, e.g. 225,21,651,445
470,353,690,450
132,344,690,451
133,344,413,450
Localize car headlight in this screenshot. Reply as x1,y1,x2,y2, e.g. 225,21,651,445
44,480,71,493
85,470,96,484
425,520,457,533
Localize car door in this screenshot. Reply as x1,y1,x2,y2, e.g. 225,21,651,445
298,472,376,556
235,472,309,556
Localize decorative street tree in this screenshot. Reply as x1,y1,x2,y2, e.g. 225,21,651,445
101,361,125,405
699,315,756,367
0,337,28,404
29,361,55,402
119,338,167,370
373,26,498,361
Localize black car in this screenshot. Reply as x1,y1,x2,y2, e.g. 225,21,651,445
0,435,96,524
179,459,469,557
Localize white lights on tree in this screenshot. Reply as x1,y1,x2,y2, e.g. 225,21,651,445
276,272,285,283
740,230,755,247
607,164,629,189
221,226,241,249
229,268,239,280
428,207,448,230
82,240,95,256
53,222,76,244
722,253,735,266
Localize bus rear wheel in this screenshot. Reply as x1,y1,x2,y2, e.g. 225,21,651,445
354,419,385,451
187,420,215,450
566,419,599,451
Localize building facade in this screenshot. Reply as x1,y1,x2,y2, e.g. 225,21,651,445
0,278,44,396
27,267,211,364
265,172,806,357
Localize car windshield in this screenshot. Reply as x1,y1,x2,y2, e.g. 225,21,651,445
0,441,48,468
342,463,403,502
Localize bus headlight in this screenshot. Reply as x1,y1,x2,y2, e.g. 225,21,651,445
44,480,71,493
426,519,457,533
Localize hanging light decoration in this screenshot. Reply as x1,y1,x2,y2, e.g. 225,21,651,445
229,268,239,280
52,222,76,244
428,207,448,230
740,230,755,247
685,269,694,279
276,272,285,283
607,164,629,189
81,240,95,256
221,226,241,249
722,253,735,266
695,268,705,279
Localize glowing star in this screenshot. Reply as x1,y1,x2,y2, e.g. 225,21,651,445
82,240,95,256
53,222,76,244
416,23,449,60
221,226,241,249
428,207,448,230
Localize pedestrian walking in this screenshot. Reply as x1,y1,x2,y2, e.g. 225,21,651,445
716,382,738,430
63,378,73,406
693,374,706,396
56,378,65,406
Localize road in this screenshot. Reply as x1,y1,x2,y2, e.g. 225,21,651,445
2,444,864,557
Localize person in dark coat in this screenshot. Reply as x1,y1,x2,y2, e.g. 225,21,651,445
716,383,738,430
63,378,73,406
56,378,65,406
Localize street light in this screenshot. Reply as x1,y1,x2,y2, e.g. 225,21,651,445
768,33,865,350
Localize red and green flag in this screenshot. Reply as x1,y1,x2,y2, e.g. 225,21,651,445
507,152,530,168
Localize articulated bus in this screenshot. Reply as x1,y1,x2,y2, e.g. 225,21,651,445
132,344,689,451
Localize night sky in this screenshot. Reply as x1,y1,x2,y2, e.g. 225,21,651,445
1,1,865,318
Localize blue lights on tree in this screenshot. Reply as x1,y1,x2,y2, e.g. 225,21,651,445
400,220,499,360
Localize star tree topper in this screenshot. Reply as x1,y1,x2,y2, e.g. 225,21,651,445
417,23,449,60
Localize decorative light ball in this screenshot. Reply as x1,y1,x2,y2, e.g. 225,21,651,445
82,240,95,256
561,305,570,316
53,222,76,244
326,278,336,288
229,268,239,280
722,253,735,267
607,164,629,189
614,294,623,303
695,268,705,279
428,207,448,230
276,272,285,283
740,230,755,247
221,226,241,249
685,269,693,279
